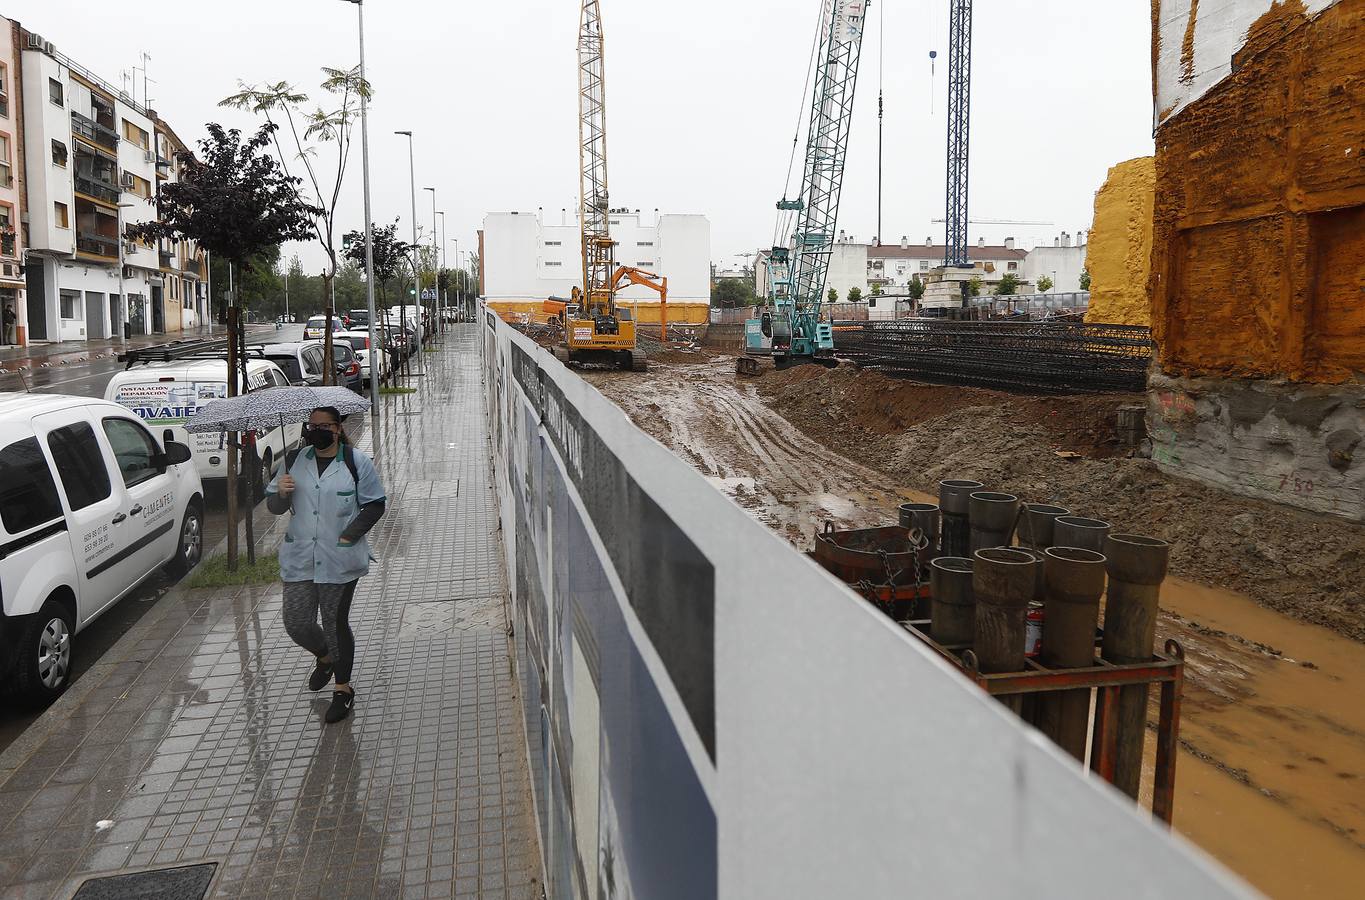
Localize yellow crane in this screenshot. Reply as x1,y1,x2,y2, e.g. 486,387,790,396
553,0,660,372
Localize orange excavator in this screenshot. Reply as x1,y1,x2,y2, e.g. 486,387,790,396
550,1,669,372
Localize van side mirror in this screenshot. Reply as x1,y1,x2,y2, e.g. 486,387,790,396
164,429,175,446
164,441,193,465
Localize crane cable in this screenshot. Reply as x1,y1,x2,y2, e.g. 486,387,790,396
773,0,829,250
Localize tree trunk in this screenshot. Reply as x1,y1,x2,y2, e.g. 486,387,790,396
225,305,240,571
322,271,336,385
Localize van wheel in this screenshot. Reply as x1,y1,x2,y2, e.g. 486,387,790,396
166,500,204,577
10,599,76,707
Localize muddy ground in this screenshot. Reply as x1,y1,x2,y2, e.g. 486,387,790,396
582,349,1365,899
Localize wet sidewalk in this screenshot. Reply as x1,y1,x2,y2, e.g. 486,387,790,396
0,327,543,899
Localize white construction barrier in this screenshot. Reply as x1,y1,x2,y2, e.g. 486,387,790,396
481,308,1251,899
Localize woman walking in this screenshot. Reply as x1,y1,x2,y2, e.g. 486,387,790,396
267,406,386,723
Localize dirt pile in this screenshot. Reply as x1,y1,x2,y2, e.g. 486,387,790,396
758,365,1365,641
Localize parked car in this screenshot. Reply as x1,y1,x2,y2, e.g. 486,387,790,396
255,341,362,393
0,395,204,705
105,356,302,489
347,309,371,328
303,315,346,341
336,330,391,385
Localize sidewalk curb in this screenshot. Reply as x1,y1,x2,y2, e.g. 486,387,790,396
0,502,285,784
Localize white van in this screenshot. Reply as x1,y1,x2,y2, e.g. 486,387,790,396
104,357,303,488
0,395,204,704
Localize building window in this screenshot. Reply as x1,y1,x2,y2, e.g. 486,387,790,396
59,289,81,319
974,261,984,270
544,241,561,247
51,139,68,168
919,260,929,270
0,63,8,118
1007,261,1018,272
544,261,562,267
636,261,655,267
49,78,63,107
128,174,152,199
0,134,9,187
122,120,150,149
637,241,654,247
54,202,70,229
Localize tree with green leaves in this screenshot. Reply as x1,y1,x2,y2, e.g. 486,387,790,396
847,286,863,303
993,273,1020,296
870,282,882,296
222,67,371,381
967,276,983,298
343,220,411,308
1078,269,1091,291
908,274,926,301
1037,274,1055,293
828,288,839,303
711,278,754,308
131,122,318,569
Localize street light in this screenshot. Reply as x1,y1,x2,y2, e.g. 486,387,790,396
423,187,437,339
436,210,447,332
339,0,380,435
395,130,424,376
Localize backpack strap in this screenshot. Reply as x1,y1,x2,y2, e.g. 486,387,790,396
342,444,360,486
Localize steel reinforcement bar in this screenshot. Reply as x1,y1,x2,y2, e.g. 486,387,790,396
834,320,1155,393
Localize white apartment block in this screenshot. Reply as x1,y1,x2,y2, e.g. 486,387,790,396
482,209,711,323
867,236,1029,290
14,25,205,346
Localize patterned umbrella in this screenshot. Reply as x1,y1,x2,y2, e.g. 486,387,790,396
184,386,370,433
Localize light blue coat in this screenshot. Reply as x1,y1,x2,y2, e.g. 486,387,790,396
267,445,386,584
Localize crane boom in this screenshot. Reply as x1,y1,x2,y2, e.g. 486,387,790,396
787,0,869,318
579,0,614,316
749,0,869,371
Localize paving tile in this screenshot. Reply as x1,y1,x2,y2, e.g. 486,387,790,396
0,330,541,899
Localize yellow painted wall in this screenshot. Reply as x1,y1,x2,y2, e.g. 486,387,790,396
1085,156,1155,327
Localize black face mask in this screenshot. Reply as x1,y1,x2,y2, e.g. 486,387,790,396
306,426,337,450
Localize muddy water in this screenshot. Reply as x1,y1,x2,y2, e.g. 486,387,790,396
1149,579,1365,898
587,358,1365,896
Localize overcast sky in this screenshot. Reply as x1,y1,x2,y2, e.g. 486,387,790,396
14,0,1155,271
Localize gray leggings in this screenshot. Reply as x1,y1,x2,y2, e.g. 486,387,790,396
282,580,359,684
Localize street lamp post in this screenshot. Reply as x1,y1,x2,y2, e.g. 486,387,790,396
341,0,380,435
436,210,446,334
395,130,424,377
424,187,437,340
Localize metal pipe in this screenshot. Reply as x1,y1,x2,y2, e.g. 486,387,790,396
938,479,982,557
929,557,974,645
1052,516,1111,553
970,548,1035,675
1094,534,1171,799
1019,503,1069,549
968,491,1019,552
899,502,940,561
1036,547,1107,762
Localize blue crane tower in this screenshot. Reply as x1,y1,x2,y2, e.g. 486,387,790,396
742,1,870,373
944,0,973,271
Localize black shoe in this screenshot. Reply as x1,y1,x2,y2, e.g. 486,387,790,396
308,659,334,692
325,689,355,723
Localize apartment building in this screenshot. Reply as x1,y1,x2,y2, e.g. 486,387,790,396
867,236,1029,291
0,16,25,344
6,23,205,347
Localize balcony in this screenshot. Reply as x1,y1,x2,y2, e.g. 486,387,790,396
156,155,172,179
159,250,175,269
77,231,119,259
182,257,203,277
70,111,119,152
74,173,120,205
